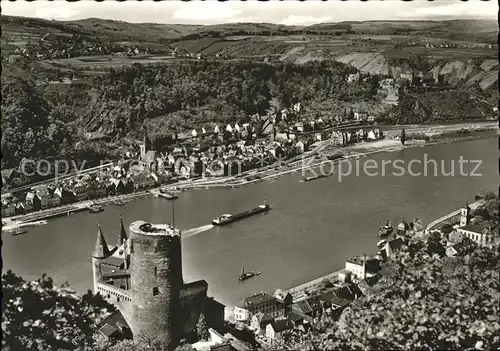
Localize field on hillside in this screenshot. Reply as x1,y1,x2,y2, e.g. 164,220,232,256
34,55,195,70
2,15,498,92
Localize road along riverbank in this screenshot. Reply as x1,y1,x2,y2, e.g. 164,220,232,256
4,127,496,226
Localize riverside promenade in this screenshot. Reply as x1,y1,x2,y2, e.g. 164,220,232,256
425,199,485,232
2,191,153,228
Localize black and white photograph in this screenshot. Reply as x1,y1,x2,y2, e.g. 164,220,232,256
1,0,499,350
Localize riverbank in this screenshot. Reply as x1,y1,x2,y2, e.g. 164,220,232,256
176,129,497,191
4,128,496,226
223,196,489,319
425,199,485,232
2,191,154,231
4,137,497,312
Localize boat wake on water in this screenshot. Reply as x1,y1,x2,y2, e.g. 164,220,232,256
182,224,214,239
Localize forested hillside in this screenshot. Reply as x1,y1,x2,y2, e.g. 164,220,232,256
2,59,377,167
2,15,498,170
73,60,370,135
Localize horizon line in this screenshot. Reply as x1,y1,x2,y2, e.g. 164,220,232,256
3,14,496,27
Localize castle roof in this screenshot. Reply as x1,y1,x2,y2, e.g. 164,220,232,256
129,221,181,237
93,225,111,259
117,216,128,247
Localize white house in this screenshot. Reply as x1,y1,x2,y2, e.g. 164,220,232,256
367,130,377,140
294,122,304,132
455,223,495,247
345,258,366,281
265,318,294,340
295,140,306,154
281,109,288,120
347,73,360,83
233,304,250,322
250,313,273,335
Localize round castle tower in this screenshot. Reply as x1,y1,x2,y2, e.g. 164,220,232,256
128,221,183,350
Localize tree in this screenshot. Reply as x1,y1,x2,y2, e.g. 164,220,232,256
282,238,500,350
426,231,446,257
482,192,499,228
2,270,113,351
196,313,209,341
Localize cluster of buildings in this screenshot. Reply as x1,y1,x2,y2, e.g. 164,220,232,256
232,285,357,343
0,164,168,218
2,100,384,219
5,31,154,64
432,204,498,257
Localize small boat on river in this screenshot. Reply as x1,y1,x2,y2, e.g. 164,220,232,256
377,220,393,237
238,264,261,281
89,205,104,213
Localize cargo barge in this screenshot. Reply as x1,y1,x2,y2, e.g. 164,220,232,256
300,173,330,182
158,189,178,200
89,205,104,213
212,203,271,226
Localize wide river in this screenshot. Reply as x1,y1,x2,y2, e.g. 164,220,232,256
3,137,498,307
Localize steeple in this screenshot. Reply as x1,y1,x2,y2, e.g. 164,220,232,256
93,224,111,259
143,123,150,151
117,215,128,247
460,202,471,227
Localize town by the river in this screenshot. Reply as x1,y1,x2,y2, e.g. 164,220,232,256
2,137,498,307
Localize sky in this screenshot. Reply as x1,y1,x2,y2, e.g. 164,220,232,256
1,0,497,26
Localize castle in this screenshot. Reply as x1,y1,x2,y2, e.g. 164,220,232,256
92,217,225,350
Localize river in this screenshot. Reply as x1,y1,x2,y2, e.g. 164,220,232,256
2,137,498,307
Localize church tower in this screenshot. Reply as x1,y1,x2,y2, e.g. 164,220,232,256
92,224,112,293
140,124,150,160
460,203,471,227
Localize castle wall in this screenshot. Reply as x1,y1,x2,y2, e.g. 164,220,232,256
180,281,208,335
128,223,183,350
92,257,101,294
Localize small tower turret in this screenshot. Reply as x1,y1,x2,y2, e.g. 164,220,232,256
92,224,111,294
460,203,471,227
93,224,111,259
117,215,128,248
